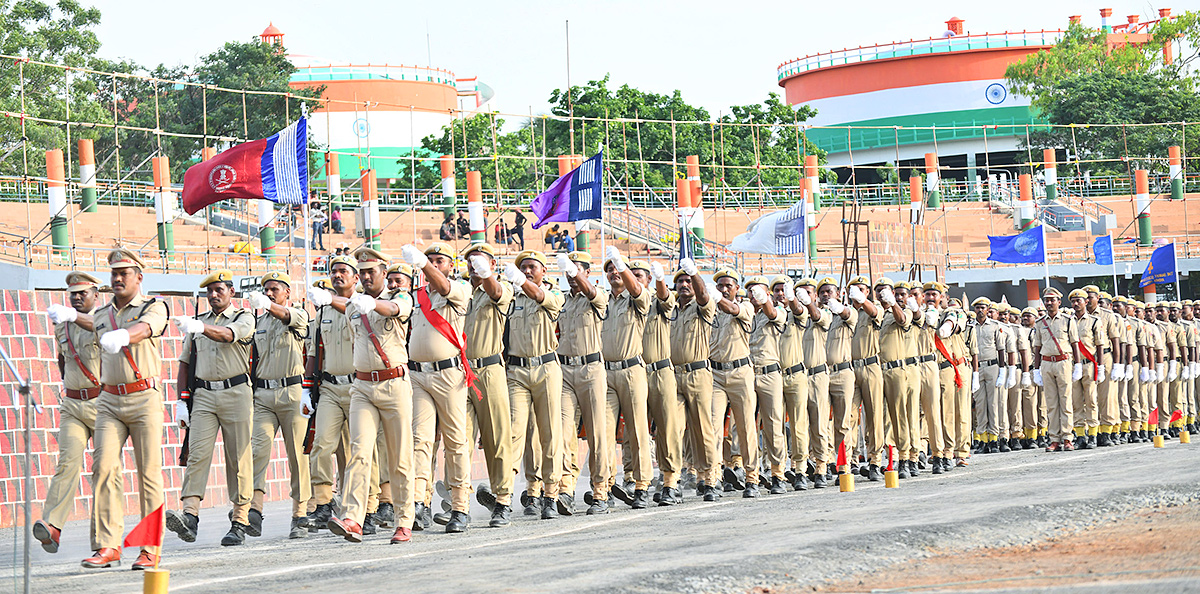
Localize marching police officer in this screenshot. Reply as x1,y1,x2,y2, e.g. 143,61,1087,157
745,276,786,493
848,276,885,481
710,268,758,497
1032,288,1081,452
638,261,683,503
671,258,720,500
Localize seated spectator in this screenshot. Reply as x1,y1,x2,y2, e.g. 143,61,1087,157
545,224,561,249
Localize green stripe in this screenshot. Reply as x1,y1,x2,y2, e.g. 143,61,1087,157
806,106,1048,154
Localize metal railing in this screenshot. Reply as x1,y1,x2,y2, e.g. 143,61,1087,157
948,235,1200,270
290,63,457,86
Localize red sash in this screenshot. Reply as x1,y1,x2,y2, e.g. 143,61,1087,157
1077,340,1099,380
63,324,100,387
933,334,962,388
416,287,479,399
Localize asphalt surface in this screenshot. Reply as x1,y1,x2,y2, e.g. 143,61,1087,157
3,438,1199,594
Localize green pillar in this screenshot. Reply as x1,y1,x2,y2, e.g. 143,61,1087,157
260,226,276,256
925,152,940,208
157,222,174,254
1170,146,1184,201
1136,169,1152,247
80,187,97,213
576,230,590,251
51,216,68,254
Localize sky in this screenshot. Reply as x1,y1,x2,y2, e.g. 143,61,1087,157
90,0,1169,123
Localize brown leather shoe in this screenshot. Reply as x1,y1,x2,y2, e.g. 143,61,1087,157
32,520,60,553
81,548,121,569
390,526,411,544
327,517,363,543
131,550,158,571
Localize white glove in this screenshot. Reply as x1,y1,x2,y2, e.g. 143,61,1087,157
1169,360,1178,382
300,388,313,418
172,315,205,334
557,254,579,278
1096,365,1105,383
906,296,920,312
469,255,493,279
796,287,812,305
1192,362,1199,376
938,320,954,338
1072,362,1083,382
996,367,1008,389
879,287,896,306
783,282,796,302
1157,362,1166,382
751,285,769,305
175,400,189,428
100,328,130,354
679,257,698,277
924,308,939,326
1184,366,1193,381
246,291,271,310
503,263,527,285
650,262,665,282
1140,367,1151,383
1006,365,1018,388
46,304,77,324
1033,369,1043,386
848,285,866,304
971,372,980,392
348,293,376,316
827,299,845,315
605,246,627,272
307,287,333,307
705,282,720,300
1111,364,1124,381
1021,371,1032,387
401,244,429,269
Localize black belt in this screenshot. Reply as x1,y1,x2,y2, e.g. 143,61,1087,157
1130,356,1140,363
783,362,806,376
647,358,672,372
852,356,880,370
254,375,302,390
710,357,750,371
808,364,827,375
980,358,999,367
604,356,644,371
558,352,601,366
1103,348,1113,354
469,354,504,369
882,358,907,370
508,353,558,368
903,356,920,366
674,360,710,373
321,371,356,385
408,357,462,373
939,360,955,370
195,373,250,392
918,354,937,363
829,361,852,373
754,363,781,375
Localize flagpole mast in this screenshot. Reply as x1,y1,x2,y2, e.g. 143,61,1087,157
1174,241,1180,300
1041,223,1051,293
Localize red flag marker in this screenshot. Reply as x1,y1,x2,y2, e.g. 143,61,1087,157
837,440,847,467
1170,410,1183,423
1148,407,1159,426
123,504,164,550
887,445,895,472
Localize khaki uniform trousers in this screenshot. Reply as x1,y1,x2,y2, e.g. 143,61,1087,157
675,366,718,485
1130,370,1148,430
916,361,943,458
311,381,353,504
783,370,810,471
1021,381,1040,438
521,408,543,496
93,387,163,554
973,364,1001,438
467,362,514,505
1004,383,1023,439
559,361,609,497
883,367,914,461
712,366,757,483
754,368,786,478
181,385,253,523
606,365,652,490
509,361,563,498
1072,365,1099,433
1043,360,1074,442
853,363,884,466
343,376,413,528
1097,354,1118,432
1168,376,1186,428
44,395,98,548
936,364,958,458
952,364,973,457
1119,364,1135,430
905,362,922,459
251,384,311,518
1116,365,1130,429
647,365,683,488
412,366,471,512
827,367,856,471
1157,378,1171,432
806,370,831,467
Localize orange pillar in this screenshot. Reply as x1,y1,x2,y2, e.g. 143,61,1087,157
46,149,68,251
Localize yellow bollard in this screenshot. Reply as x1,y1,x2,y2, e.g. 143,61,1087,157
884,470,899,488
1180,430,1191,444
839,473,855,492
143,569,169,594
1154,434,1165,448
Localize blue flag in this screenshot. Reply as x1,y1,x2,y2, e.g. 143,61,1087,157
529,150,603,229
987,225,1045,264
1139,243,1176,288
1093,235,1114,266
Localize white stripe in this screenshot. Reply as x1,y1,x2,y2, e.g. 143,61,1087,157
78,164,96,188
1170,164,1182,180
468,201,484,232
271,120,304,204
1044,168,1057,187
47,187,66,215
802,79,1029,127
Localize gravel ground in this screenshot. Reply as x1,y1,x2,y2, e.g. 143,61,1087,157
2,438,1197,594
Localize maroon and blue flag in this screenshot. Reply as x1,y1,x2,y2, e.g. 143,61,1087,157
182,118,309,215
530,150,603,229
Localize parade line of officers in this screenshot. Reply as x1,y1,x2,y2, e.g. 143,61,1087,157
33,244,1200,569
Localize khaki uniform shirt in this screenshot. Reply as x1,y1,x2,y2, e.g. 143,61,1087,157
1074,312,1104,368
509,283,565,358
749,307,785,367
602,287,652,362
851,305,884,361
1158,320,1177,359
642,292,676,364
253,306,308,380
779,308,807,369
348,290,414,372
878,307,911,364
670,297,717,366
801,308,833,369
94,295,169,386
1031,311,1079,358
309,304,355,376
180,306,254,381
465,282,513,360
711,301,753,363
976,318,1006,361
409,281,470,362
916,307,940,360
825,308,858,366
558,289,608,357
56,313,101,390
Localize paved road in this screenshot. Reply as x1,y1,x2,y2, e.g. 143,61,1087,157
4,440,1199,594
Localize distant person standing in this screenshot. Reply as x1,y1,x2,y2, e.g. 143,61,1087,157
512,212,527,249
312,207,328,251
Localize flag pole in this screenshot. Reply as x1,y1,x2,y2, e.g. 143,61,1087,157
301,108,313,291
1173,241,1180,301
1112,236,1119,297
1041,224,1050,294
